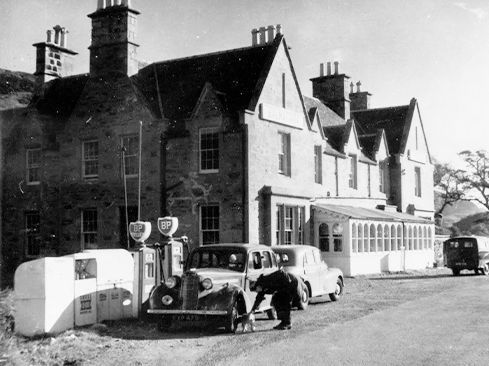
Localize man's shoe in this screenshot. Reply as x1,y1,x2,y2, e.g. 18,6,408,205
273,323,291,330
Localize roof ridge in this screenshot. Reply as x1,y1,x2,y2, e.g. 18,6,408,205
144,43,274,69
352,104,409,112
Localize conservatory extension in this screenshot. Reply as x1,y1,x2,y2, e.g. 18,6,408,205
312,205,434,276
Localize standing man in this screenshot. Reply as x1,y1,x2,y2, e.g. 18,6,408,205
250,269,306,330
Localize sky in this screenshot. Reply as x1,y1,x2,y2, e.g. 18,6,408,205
1,0,488,166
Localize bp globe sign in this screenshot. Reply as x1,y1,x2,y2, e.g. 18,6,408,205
129,221,152,243
157,217,178,237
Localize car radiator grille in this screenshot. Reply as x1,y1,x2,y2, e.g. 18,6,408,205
181,273,199,310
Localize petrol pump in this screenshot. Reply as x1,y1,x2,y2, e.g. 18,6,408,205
129,221,157,317
156,217,186,281
130,217,188,318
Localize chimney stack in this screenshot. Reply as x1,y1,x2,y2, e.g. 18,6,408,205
251,24,282,46
88,0,140,76
349,80,372,111
310,60,351,119
33,25,77,93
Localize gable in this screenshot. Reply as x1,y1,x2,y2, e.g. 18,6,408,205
134,40,278,122
404,102,431,164
255,40,309,130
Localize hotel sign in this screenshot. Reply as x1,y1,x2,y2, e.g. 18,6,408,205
259,103,303,129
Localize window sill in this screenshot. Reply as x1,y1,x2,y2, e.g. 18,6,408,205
26,181,40,186
200,169,219,174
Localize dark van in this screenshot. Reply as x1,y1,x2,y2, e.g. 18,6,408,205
443,236,489,276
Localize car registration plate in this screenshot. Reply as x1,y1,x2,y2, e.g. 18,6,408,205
175,314,201,322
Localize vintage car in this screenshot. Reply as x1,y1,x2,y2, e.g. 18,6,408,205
272,245,344,309
443,236,489,275
147,244,279,332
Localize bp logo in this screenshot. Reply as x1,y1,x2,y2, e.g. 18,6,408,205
157,217,178,237
129,221,152,243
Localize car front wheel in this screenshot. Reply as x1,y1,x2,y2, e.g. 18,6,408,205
329,278,343,302
481,264,489,275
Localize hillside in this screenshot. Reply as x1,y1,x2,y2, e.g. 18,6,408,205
0,68,35,110
452,211,489,236
434,191,485,229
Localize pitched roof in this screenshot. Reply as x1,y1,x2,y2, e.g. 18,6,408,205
303,95,345,127
34,74,89,118
313,204,432,223
352,99,415,155
133,36,281,121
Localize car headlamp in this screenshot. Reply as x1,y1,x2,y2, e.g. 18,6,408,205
201,278,213,290
162,295,173,306
165,276,179,289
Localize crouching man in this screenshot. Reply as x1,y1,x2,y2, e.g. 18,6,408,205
250,269,306,330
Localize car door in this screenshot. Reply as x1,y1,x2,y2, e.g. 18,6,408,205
304,248,321,297
313,248,331,295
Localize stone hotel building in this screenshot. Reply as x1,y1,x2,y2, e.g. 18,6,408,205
0,0,435,285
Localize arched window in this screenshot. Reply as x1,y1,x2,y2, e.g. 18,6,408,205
397,225,402,250
413,226,418,250
364,223,369,252
377,224,383,251
390,224,396,251
423,226,427,249
319,223,329,252
370,224,376,252
407,226,413,250
358,224,363,252
352,223,358,253
384,224,390,251
428,227,433,249
333,223,343,252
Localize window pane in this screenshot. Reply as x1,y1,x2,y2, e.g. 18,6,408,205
200,130,219,171
122,136,139,176
201,205,219,245
319,223,329,252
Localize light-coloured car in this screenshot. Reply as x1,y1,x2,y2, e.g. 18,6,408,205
272,245,344,309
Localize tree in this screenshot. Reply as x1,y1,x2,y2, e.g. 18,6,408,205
457,150,489,210
433,159,465,215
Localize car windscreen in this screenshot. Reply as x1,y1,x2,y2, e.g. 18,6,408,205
188,249,246,272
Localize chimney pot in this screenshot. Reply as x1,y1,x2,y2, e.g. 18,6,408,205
334,61,339,75
251,28,259,46
60,29,68,48
350,82,354,94
356,81,361,93
46,30,53,43
320,63,325,77
276,24,282,34
53,25,62,45
266,25,275,43
259,27,267,45
97,0,105,10
326,62,331,76
122,0,131,7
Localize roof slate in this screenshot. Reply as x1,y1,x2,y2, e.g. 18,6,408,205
352,101,414,155
133,37,281,121
303,95,345,127
34,74,89,118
